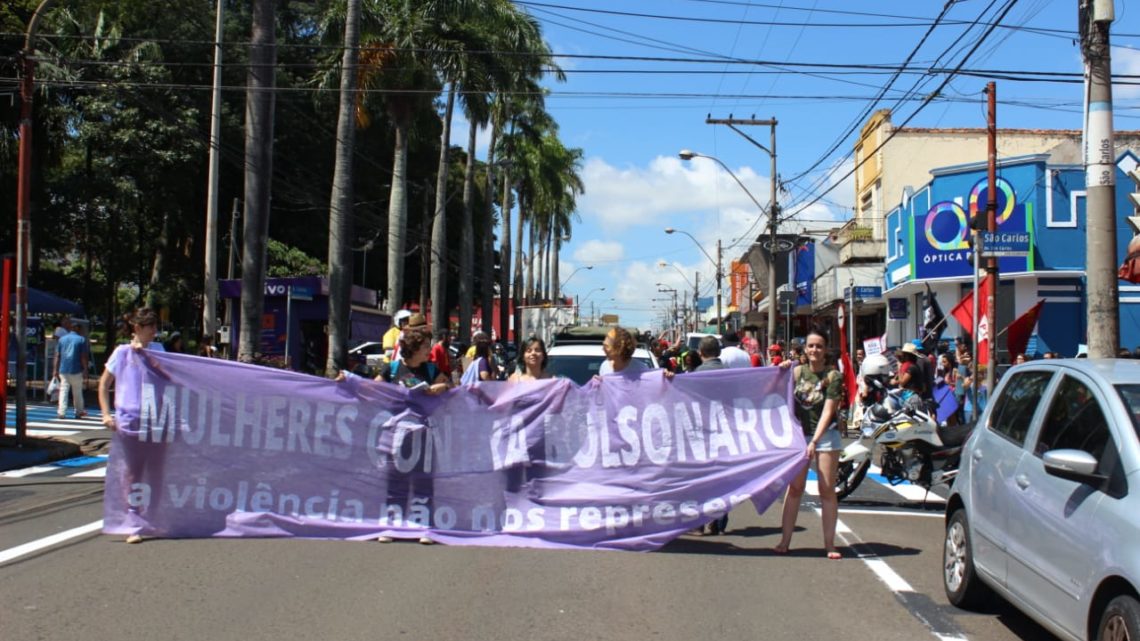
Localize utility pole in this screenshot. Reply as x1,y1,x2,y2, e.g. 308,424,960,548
693,271,700,331
1080,0,1119,358
715,239,723,334
985,82,998,394
203,0,225,343
15,0,56,440
704,117,778,344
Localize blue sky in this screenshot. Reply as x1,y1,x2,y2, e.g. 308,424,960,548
454,0,1140,331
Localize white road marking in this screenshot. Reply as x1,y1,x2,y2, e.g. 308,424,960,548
0,465,60,478
819,508,969,641
0,520,104,565
69,467,107,478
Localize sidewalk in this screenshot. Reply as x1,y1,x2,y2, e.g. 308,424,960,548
1,397,112,472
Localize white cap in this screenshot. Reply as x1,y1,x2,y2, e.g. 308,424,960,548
394,310,412,322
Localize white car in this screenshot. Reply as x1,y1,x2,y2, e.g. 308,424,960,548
347,341,386,373
546,343,657,385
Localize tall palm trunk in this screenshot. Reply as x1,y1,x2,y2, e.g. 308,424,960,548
481,122,499,336
325,0,361,375
538,223,547,301
513,201,524,335
547,237,556,301
525,218,535,304
238,0,277,362
385,118,409,315
430,85,456,335
459,111,477,342
498,168,511,343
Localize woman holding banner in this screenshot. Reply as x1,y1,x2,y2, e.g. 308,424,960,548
98,307,167,544
508,337,553,382
775,327,843,560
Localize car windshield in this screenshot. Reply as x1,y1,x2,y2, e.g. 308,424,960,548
1115,384,1140,439
548,356,655,386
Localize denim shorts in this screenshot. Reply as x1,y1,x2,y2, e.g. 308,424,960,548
811,427,843,453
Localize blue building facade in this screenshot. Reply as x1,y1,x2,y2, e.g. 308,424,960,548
882,152,1140,358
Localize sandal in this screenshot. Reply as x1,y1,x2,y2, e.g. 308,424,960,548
826,550,842,560
772,543,789,554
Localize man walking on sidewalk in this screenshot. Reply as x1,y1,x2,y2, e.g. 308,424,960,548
55,323,90,419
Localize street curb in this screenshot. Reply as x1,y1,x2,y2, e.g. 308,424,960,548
0,435,84,472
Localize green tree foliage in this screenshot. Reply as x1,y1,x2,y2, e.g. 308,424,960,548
1,0,572,352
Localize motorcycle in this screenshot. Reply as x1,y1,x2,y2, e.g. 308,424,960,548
834,379,974,500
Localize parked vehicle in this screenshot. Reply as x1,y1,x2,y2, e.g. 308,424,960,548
942,359,1140,641
835,379,973,500
546,343,657,385
347,341,385,375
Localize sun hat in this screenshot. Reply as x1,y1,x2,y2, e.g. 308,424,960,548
900,342,921,356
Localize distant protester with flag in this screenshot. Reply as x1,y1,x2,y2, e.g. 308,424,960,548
921,283,946,355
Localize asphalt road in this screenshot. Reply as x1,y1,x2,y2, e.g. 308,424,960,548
0,455,1060,641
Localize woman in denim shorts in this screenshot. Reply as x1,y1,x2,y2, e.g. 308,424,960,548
774,327,844,559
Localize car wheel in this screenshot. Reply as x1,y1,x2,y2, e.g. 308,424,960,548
943,508,991,609
1098,595,1140,641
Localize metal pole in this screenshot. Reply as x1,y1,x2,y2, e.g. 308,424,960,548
715,239,723,334
972,230,980,417
224,198,240,358
849,278,856,367
984,82,998,393
15,0,56,440
285,286,292,369
203,0,225,342
1081,2,1120,358
693,271,700,330
767,120,779,346
0,257,11,437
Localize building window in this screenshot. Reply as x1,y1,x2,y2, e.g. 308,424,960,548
1050,190,1083,228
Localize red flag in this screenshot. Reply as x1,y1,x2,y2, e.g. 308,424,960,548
1004,300,1045,359
949,274,993,366
835,303,858,406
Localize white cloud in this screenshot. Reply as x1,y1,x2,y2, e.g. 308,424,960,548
578,155,776,232
1116,46,1140,100
573,239,625,263
448,114,493,158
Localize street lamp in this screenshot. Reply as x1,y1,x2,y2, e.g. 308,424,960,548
559,264,593,290
680,134,780,345
576,287,605,325
665,227,723,334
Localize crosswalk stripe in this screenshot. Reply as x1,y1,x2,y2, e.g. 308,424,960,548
0,465,61,478
69,467,107,478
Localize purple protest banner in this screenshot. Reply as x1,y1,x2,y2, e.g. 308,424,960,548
103,350,807,550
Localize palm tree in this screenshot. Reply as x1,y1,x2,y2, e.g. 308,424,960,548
238,0,277,362
422,1,558,338
514,132,582,306
494,90,554,343
324,0,362,375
